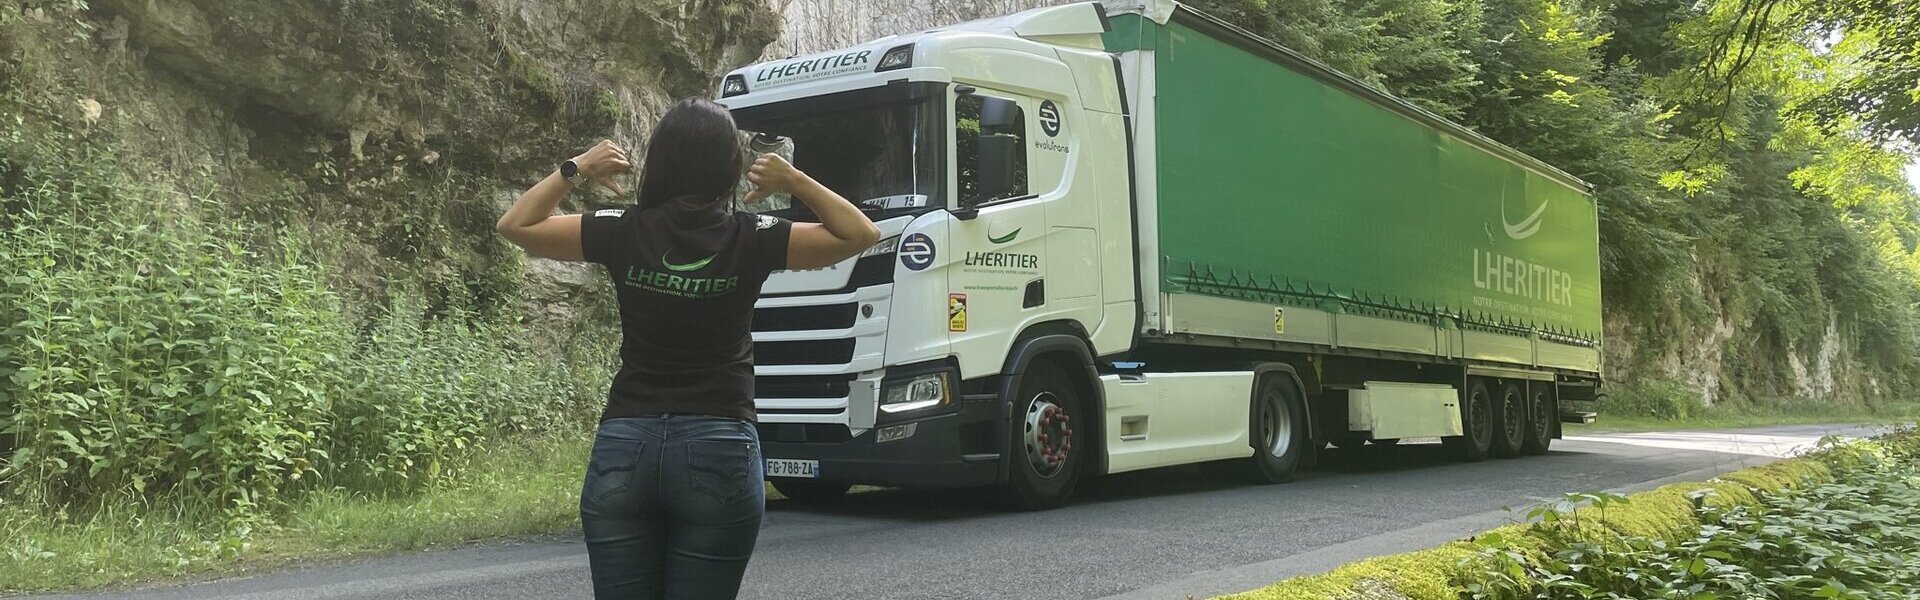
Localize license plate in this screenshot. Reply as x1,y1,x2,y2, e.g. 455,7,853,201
765,458,819,478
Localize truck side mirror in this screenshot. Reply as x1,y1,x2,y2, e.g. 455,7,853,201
971,134,1018,209
978,96,1020,134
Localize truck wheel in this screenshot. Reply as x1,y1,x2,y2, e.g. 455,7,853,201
1247,374,1307,484
1443,378,1493,462
1000,360,1083,510
1490,381,1527,458
771,480,852,504
1522,384,1555,455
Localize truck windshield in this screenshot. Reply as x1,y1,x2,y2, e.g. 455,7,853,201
731,92,943,221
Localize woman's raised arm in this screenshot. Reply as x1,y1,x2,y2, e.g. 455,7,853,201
742,153,880,270
496,140,631,261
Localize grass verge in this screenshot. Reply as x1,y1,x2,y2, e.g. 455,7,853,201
1572,391,1920,433
2,436,593,593
3,435,802,594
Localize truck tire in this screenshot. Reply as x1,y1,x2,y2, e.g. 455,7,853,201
1490,381,1527,458
1522,384,1555,455
1000,360,1083,510
1443,378,1493,462
1248,374,1307,484
771,480,852,504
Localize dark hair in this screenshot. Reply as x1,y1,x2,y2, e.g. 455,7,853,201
635,97,744,212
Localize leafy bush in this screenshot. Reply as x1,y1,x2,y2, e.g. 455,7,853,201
1468,429,1920,599
0,103,611,522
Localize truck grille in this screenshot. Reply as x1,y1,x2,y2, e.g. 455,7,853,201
755,375,853,399
752,303,857,332
753,339,856,365
755,422,854,443
750,249,896,431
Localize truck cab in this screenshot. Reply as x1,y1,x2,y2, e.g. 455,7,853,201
719,4,1134,505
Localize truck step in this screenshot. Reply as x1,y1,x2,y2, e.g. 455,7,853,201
1559,410,1598,424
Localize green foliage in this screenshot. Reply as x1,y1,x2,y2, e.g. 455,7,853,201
1470,430,1920,599
1600,379,1706,419
1794,0,1920,146
0,100,612,522
1220,453,1840,599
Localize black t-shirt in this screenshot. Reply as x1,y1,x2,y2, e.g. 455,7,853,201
581,204,792,422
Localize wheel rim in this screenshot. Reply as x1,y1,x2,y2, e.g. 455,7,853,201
1469,388,1492,443
1023,391,1073,478
1501,388,1525,442
1258,387,1293,458
1531,391,1552,441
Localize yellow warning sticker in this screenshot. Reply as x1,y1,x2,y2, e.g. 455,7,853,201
1273,306,1285,335
949,293,969,332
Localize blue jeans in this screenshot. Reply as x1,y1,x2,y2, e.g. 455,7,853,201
581,415,765,599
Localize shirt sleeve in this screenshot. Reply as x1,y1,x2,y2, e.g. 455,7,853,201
580,207,629,265
750,214,794,275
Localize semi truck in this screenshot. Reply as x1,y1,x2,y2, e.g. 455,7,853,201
718,0,1603,509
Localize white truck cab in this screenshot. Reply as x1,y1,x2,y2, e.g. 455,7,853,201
721,4,1136,506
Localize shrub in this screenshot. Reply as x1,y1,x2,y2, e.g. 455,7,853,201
0,99,610,522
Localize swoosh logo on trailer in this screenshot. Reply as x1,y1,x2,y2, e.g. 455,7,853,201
1502,196,1549,240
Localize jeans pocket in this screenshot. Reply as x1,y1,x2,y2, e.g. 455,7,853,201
687,439,759,507
584,437,645,506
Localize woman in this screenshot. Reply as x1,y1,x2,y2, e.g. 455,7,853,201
495,98,880,599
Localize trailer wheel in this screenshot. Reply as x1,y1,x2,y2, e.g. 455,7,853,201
1248,374,1307,484
1522,384,1555,455
999,360,1083,510
1490,381,1528,458
771,480,852,504
1443,378,1493,462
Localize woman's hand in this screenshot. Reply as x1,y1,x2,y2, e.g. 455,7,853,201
743,153,804,203
573,140,633,194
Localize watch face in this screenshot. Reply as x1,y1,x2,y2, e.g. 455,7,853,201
561,160,579,178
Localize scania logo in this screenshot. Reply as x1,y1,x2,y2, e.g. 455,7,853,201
1038,100,1061,137
901,233,936,271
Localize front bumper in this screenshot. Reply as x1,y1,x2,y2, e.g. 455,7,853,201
757,399,1003,489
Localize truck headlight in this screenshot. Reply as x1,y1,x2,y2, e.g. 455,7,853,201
875,44,914,72
860,235,900,258
881,372,949,413
720,74,749,98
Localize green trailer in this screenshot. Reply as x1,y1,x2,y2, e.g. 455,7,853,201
1107,4,1603,378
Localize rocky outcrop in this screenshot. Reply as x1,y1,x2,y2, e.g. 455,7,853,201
90,0,777,172
1,0,777,338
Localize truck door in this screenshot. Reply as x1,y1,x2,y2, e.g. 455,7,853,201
948,87,1049,372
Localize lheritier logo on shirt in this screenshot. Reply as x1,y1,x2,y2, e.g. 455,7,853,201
662,250,715,272
624,265,739,298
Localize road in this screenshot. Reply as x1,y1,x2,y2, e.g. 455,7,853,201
31,423,1881,600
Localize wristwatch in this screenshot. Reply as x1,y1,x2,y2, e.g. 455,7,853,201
560,159,587,185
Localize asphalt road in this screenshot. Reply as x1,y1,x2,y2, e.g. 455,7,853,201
30,423,1882,600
